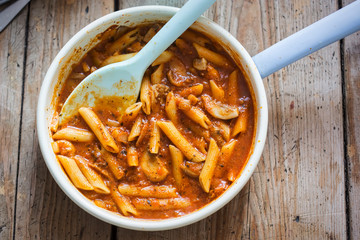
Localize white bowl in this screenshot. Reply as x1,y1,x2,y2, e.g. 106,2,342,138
37,6,268,231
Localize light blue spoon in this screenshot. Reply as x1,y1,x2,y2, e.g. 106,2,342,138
59,0,216,124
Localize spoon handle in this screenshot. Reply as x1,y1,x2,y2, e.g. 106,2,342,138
252,0,360,79
132,0,216,68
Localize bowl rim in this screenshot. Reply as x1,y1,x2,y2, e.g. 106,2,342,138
36,5,268,231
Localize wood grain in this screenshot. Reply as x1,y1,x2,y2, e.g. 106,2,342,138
0,6,28,240
247,0,346,239
343,1,360,240
13,0,113,239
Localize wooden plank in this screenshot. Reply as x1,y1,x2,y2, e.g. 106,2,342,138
0,6,28,240
246,0,346,239
13,0,114,239
342,1,360,239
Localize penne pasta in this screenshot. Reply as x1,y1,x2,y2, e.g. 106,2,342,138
107,28,139,54
111,186,138,216
151,50,174,66
231,110,248,137
140,150,168,182
79,107,119,153
132,197,191,211
119,102,143,125
57,155,94,190
216,120,231,142
175,38,192,54
181,30,210,46
82,62,90,72
215,139,238,178
140,73,152,115
128,115,143,141
228,70,239,106
135,119,149,147
51,141,59,154
118,184,177,198
169,145,184,188
157,121,206,162
179,84,203,97
193,42,231,67
199,139,220,193
74,155,110,194
206,64,220,81
100,147,124,180
127,145,138,166
151,63,164,84
176,96,211,129
202,95,239,120
53,127,95,142
50,111,59,132
111,128,128,144
187,94,199,105
100,52,137,67
148,119,160,154
165,92,179,125
210,80,224,102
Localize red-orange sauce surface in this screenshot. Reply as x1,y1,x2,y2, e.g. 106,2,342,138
52,24,256,219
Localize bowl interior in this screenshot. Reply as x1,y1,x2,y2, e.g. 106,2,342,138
37,6,268,231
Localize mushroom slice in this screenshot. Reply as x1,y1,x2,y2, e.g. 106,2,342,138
202,95,239,120
140,150,169,182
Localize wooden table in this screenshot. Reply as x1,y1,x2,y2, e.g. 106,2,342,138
1,0,359,239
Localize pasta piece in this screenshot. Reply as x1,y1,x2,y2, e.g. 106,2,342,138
215,139,238,178
94,199,107,209
179,84,203,97
82,62,90,72
232,110,248,137
100,147,124,180
128,115,143,141
193,42,231,67
50,111,59,132
199,139,220,193
210,80,224,102
140,73,152,115
202,95,239,120
151,63,164,84
140,150,168,182
119,102,143,125
187,94,199,105
106,119,120,127
228,70,239,106
175,38,192,54
127,146,138,166
193,58,207,71
53,127,95,142
176,96,211,129
51,141,59,154
55,140,75,157
100,52,137,67
169,145,184,188
90,50,102,67
165,92,179,125
227,170,236,182
126,41,142,52
184,118,210,141
107,28,139,54
57,155,94,190
74,155,110,194
181,30,210,46
151,51,174,66
143,26,158,42
157,121,206,162
111,186,138,216
79,107,119,153
118,184,177,198
132,197,191,211
149,120,160,154
216,120,231,141
135,119,149,147
209,125,226,147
